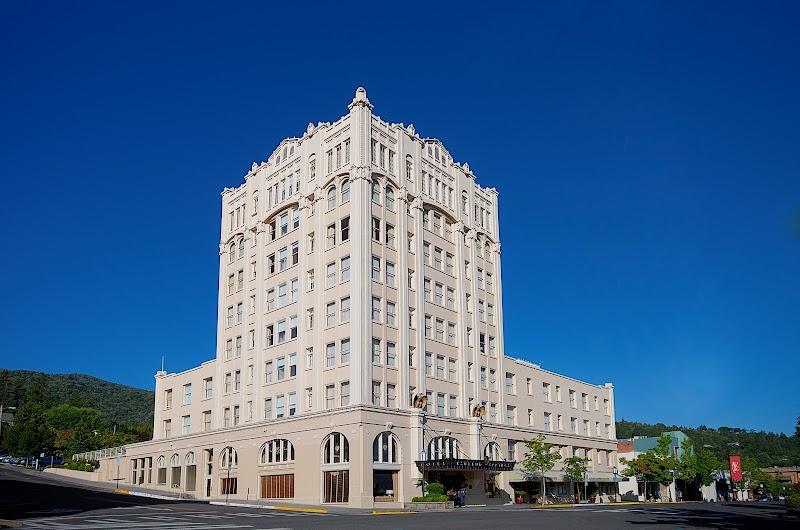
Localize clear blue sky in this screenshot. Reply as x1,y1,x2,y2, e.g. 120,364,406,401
1,1,798,434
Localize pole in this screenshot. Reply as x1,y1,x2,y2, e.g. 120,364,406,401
226,464,231,505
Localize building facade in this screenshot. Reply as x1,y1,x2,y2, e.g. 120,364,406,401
91,88,618,508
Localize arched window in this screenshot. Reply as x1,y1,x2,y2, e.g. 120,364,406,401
373,432,399,464
428,436,460,460
405,155,414,182
170,453,180,467
220,446,238,469
461,192,468,215
327,186,337,210
185,452,195,465
371,179,381,203
340,178,350,203
156,455,167,484
485,242,491,261
322,432,349,464
484,442,503,461
260,439,295,464
385,186,395,211
238,239,245,258
229,242,236,263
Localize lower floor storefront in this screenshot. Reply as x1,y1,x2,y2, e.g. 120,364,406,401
87,406,618,508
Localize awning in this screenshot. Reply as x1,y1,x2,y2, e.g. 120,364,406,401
416,458,516,472
505,470,618,483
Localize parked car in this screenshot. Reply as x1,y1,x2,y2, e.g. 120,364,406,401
757,495,773,502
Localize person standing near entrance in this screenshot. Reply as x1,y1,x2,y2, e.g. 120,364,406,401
458,484,467,507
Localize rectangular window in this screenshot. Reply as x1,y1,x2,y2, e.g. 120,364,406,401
265,361,273,383
447,322,456,345
386,341,396,366
276,395,285,418
436,355,445,379
371,255,381,281
449,395,457,417
340,255,350,281
437,393,445,416
386,262,396,287
326,384,335,409
425,352,433,376
372,338,381,364
326,342,336,368
326,263,336,288
372,381,381,406
327,223,336,248
372,217,381,241
340,296,350,322
371,296,381,322
386,301,396,326
326,302,336,327
341,381,350,406
340,216,350,241
340,338,350,363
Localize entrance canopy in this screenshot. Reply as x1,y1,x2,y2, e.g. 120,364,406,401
416,458,516,472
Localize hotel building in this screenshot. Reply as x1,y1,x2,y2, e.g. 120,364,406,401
90,88,618,507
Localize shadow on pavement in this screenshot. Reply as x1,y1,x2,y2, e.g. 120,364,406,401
625,505,796,530
0,475,178,521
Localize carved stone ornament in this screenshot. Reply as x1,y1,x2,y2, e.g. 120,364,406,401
463,162,470,173
306,122,314,135
348,86,373,110
251,162,258,172
407,123,415,135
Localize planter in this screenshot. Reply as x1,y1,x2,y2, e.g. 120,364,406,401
405,501,454,511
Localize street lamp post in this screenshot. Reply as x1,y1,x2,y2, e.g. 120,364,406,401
225,462,232,505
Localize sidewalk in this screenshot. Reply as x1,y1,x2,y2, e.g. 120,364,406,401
7,465,368,515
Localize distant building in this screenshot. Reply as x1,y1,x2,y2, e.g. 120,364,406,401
80,88,618,508
617,431,692,501
761,466,800,486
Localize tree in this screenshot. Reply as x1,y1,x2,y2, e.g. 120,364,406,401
795,416,799,439
522,434,562,505
562,456,589,503
620,434,678,500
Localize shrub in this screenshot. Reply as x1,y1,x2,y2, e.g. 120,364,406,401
787,494,800,510
411,495,450,502
62,459,98,472
426,482,445,496
411,483,449,503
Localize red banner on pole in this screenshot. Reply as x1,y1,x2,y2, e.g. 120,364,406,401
729,455,743,482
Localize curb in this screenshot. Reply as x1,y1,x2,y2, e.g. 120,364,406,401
208,501,328,514
0,520,22,529
528,500,706,509
372,510,416,515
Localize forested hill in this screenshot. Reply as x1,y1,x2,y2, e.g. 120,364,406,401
617,419,800,467
0,369,153,426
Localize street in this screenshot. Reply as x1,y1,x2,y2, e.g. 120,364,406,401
1,465,797,529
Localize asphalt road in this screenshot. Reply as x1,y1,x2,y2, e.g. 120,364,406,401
1,464,797,529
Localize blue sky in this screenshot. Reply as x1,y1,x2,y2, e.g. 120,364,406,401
1,1,798,434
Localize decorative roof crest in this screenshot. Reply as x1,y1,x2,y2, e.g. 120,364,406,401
348,86,373,110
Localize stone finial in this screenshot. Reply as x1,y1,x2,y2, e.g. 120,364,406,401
306,122,315,134
407,123,416,135
463,162,471,173
251,162,258,172
349,86,373,110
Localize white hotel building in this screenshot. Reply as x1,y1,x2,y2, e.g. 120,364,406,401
91,88,618,508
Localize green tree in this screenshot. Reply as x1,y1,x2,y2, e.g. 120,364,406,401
522,434,562,505
795,416,799,438
621,434,678,499
562,456,589,502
